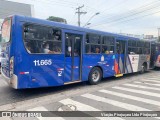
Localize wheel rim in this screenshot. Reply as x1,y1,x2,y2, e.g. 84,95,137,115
141,66,144,73
92,70,100,82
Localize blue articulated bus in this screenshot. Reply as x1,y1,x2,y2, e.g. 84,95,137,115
151,42,160,68
0,15,151,89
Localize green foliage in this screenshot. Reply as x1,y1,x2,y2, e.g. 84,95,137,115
47,16,67,24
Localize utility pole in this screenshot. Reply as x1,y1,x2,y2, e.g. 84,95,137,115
76,5,87,27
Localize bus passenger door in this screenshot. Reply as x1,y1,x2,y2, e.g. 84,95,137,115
116,40,127,75
64,33,82,83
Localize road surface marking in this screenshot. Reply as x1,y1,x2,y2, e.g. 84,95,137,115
27,106,65,120
60,98,99,111
123,83,160,91
144,77,160,79
113,86,160,98
134,81,160,87
141,79,160,83
99,89,160,106
82,94,150,111
27,106,49,111
59,98,124,120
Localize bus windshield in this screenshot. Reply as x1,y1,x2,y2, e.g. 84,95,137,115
1,18,11,43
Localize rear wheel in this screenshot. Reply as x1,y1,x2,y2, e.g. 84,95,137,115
88,67,102,85
140,63,147,74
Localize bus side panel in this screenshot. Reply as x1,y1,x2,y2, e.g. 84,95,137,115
127,54,149,73
113,54,126,74
102,54,115,77
138,55,150,70
126,55,133,73
15,22,65,89
17,55,65,89
128,55,140,73
82,54,100,81
116,54,125,74
82,54,115,81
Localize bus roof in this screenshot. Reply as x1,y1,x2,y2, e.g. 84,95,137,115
13,15,141,41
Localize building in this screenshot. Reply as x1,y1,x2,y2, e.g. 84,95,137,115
0,0,34,59
0,0,34,32
119,33,157,41
144,35,154,39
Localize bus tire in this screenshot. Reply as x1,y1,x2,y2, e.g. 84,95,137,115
140,63,147,74
88,67,102,85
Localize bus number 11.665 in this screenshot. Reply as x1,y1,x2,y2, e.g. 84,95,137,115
33,59,52,66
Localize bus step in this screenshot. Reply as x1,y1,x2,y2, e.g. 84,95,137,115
115,74,123,77
64,80,81,85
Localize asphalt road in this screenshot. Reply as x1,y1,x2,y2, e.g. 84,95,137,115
0,70,159,107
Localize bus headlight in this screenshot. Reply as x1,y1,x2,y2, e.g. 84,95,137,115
10,56,14,78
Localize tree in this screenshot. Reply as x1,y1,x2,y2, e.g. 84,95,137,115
47,16,67,24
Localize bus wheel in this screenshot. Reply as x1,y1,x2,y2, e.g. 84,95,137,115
140,63,147,74
88,67,102,85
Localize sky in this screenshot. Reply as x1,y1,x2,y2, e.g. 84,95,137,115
7,0,160,37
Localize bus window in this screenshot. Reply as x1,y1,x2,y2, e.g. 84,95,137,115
102,46,114,54
140,41,144,47
85,33,101,54
86,44,91,53
23,24,62,54
102,46,108,54
102,36,114,54
145,42,150,48
89,34,100,44
65,34,81,57
138,48,143,54
102,36,114,45
65,34,72,57
116,41,125,54
128,40,132,46
86,34,89,43
25,42,32,53
128,40,147,54
144,48,150,54
1,18,11,43
91,45,100,53
132,49,136,54
132,41,137,47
